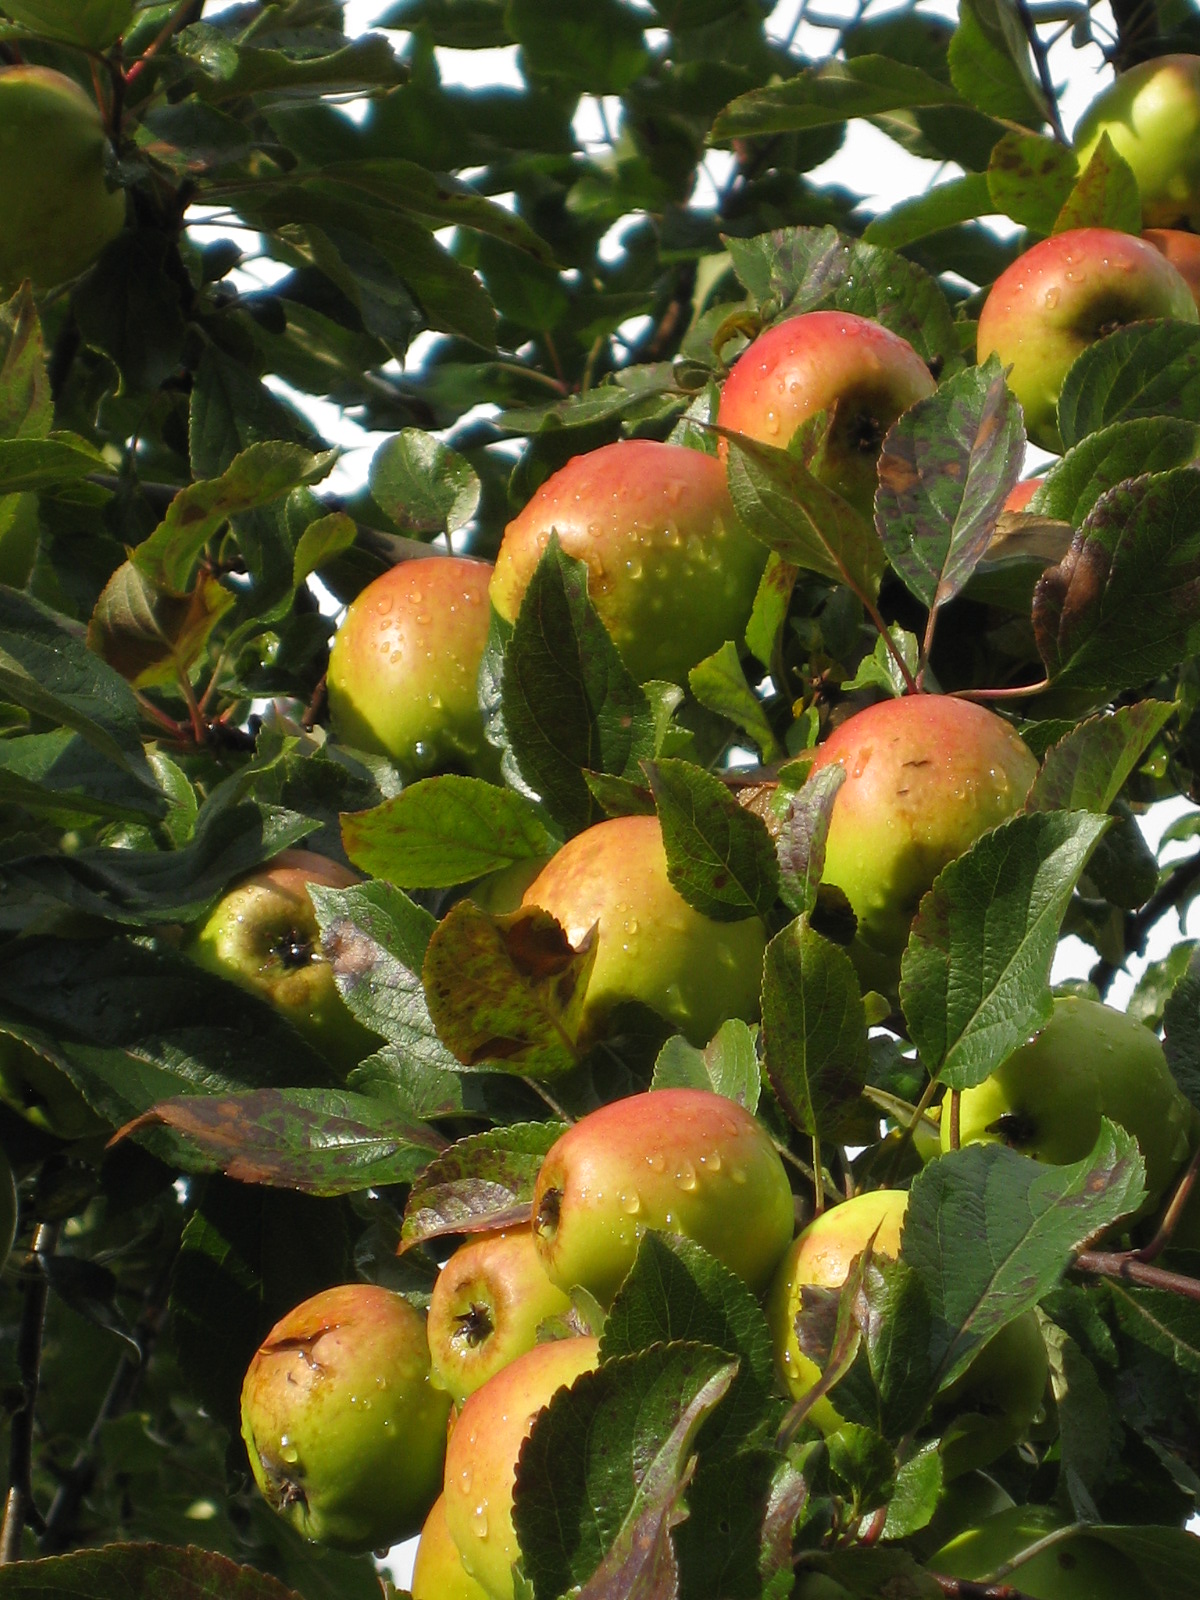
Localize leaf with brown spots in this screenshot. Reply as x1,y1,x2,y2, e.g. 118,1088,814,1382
422,901,596,1076
0,1542,307,1599
400,1120,563,1248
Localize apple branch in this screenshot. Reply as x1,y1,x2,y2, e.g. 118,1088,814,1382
1014,0,1068,142
1072,1249,1200,1301
0,1223,60,1565
930,1578,1041,1599
1137,1141,1200,1263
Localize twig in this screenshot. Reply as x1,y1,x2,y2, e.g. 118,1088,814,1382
949,679,1051,702
1137,1141,1200,1263
1073,1249,1200,1300
1089,851,1200,999
123,0,195,87
0,1223,61,1564
1014,0,1068,143
930,1578,1040,1599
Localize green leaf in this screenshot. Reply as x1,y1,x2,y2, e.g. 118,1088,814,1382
1027,702,1175,814
1087,1526,1200,1600
744,553,798,671
119,1087,444,1191
880,1442,942,1540
713,55,964,139
651,1019,761,1113
948,0,1047,126
724,433,884,599
1162,945,1200,1111
1032,470,1200,704
863,173,992,250
1107,1283,1200,1374
368,430,481,537
1053,130,1142,235
1057,323,1200,450
986,131,1079,233
341,776,558,888
513,1343,738,1600
181,24,408,98
899,810,1110,1089
1031,418,1200,528
501,537,655,834
0,284,52,440
292,511,356,587
0,434,105,494
422,902,595,1076
506,0,649,93
309,881,460,1074
400,1121,563,1249
776,764,846,917
876,356,1025,614
901,1124,1147,1387
602,1234,778,1452
0,1542,308,1598
688,641,784,762
645,758,779,922
761,917,869,1140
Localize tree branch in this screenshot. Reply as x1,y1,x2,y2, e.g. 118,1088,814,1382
0,1223,61,1564
1014,0,1068,143
1073,1249,1200,1300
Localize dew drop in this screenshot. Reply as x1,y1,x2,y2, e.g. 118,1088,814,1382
621,1190,642,1215
675,1159,698,1192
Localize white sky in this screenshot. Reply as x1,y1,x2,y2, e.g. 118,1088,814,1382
191,1,1200,1580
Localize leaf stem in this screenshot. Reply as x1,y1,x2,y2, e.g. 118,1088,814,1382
948,680,1051,703
1137,1140,1200,1263
863,596,919,693
0,1223,60,1564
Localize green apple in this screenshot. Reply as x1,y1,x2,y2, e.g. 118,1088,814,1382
442,1335,600,1600
912,1470,1015,1558
0,1032,105,1139
767,1188,909,1429
930,1504,1141,1597
521,814,767,1047
490,439,767,685
717,309,937,516
808,694,1039,993
2,1,134,47
976,226,1197,450
427,1226,574,1407
932,1312,1049,1480
239,1283,452,1553
412,1493,490,1600
531,1088,794,1306
1074,55,1200,229
0,67,125,292
944,995,1193,1219
187,849,381,1073
327,555,499,781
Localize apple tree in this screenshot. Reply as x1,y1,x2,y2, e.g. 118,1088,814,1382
1,1,1200,1597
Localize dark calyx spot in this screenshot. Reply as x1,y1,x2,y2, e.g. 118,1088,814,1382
273,926,315,968
989,1110,1037,1148
535,1186,562,1244
453,1303,495,1350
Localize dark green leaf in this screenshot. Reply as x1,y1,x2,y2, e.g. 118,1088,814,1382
651,1019,761,1112
1031,418,1200,528
688,641,784,762
776,764,845,917
368,429,481,537
1027,702,1175,814
947,0,1047,126
714,55,964,138
1162,944,1200,1111
1057,323,1200,450
0,1542,308,1598
645,758,779,922
863,173,992,250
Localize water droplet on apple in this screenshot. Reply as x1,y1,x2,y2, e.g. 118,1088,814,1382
647,1151,666,1172
1044,287,1060,308
460,1466,473,1492
731,1166,748,1185
620,1190,641,1214
472,1506,489,1538
675,1160,697,1191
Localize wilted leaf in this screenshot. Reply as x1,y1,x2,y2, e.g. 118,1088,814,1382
400,1121,563,1248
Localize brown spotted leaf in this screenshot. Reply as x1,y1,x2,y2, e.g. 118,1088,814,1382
0,1543,306,1599
876,355,1024,617
400,1121,564,1249
88,561,234,688
115,1087,445,1193
423,901,596,1076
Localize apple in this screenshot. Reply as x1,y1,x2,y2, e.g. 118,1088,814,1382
1004,476,1046,512
767,1189,1046,1470
1074,55,1200,230
186,848,381,1073
489,440,767,685
411,1494,491,1600
807,694,1039,993
716,310,937,516
0,1032,105,1139
521,814,767,1047
239,1283,452,1553
442,1334,600,1600
0,68,125,292
975,226,1198,450
326,555,499,781
427,1226,574,1407
931,1503,1140,1597
944,994,1193,1219
766,1187,909,1429
530,1087,794,1306
1143,227,1200,308
1,1,134,47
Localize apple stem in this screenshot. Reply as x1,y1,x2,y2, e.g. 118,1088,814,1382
0,1222,60,1564
1073,1248,1200,1301
522,1077,575,1125
1137,1140,1200,1262
812,1134,825,1214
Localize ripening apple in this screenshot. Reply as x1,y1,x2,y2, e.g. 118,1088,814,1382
2,1,134,47
931,1504,1141,1597
807,694,1039,994
411,1494,490,1600
1004,477,1046,512
530,1088,795,1306
717,310,937,515
944,994,1194,1219
442,1335,600,1600
326,555,499,781
239,1283,452,1553
521,814,767,1047
489,440,768,685
187,849,381,1073
1144,228,1200,308
1073,55,1200,230
975,227,1198,450
427,1227,574,1406
0,68,125,292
